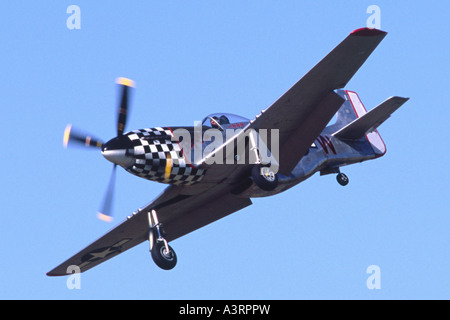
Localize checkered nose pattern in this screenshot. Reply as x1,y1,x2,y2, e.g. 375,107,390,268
125,128,205,185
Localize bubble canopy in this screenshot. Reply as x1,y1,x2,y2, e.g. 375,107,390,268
202,113,250,129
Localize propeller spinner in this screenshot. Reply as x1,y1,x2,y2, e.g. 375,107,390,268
63,77,135,222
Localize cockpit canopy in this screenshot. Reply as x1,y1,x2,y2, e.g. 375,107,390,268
202,113,250,130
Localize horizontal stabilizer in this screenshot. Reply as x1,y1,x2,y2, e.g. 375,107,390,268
333,96,409,140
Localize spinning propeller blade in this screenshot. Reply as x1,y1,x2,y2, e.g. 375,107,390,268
63,77,135,222
97,165,117,222
116,77,135,136
63,124,103,149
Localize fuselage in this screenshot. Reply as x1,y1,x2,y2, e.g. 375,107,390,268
101,110,385,198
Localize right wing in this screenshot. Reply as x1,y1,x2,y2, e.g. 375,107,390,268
47,184,251,276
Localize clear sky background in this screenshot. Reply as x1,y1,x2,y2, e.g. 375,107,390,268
1,1,449,299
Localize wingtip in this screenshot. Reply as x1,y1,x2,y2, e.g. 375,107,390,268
350,27,387,37
400,97,410,105
46,271,66,277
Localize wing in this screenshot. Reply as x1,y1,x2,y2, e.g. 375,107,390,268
47,184,251,276
250,28,387,175
198,28,387,177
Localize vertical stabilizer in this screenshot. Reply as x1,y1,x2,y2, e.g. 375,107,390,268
333,89,366,129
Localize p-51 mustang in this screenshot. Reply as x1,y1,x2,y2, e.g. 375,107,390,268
47,28,408,275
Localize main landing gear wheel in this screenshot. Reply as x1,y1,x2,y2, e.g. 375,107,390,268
251,165,278,191
151,240,177,270
336,173,349,186
148,210,177,270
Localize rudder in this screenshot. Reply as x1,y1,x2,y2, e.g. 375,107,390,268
333,89,367,130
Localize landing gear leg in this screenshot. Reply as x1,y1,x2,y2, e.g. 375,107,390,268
248,130,278,192
148,210,177,270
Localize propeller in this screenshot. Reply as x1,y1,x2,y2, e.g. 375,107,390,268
63,77,135,222
63,125,104,149
116,77,134,136
97,164,117,222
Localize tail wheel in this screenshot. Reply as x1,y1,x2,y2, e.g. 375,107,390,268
336,173,349,186
251,165,278,191
151,241,177,270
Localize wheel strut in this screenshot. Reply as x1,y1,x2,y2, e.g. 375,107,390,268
147,209,177,270
148,210,169,254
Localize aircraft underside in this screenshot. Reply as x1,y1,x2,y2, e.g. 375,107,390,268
48,28,408,275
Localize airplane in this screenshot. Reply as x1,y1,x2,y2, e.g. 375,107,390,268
47,27,408,275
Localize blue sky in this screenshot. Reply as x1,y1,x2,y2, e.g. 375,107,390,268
1,1,449,299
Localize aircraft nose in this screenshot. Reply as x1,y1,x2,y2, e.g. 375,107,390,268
101,136,134,168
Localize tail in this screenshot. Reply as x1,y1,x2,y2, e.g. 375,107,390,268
332,89,409,156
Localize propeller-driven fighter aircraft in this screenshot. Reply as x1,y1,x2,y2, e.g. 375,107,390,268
47,28,408,275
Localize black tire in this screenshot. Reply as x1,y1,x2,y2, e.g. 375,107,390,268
336,173,349,186
151,241,177,270
251,165,278,191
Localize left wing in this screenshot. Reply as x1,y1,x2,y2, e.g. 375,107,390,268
250,28,387,175
47,185,251,276
198,28,387,177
